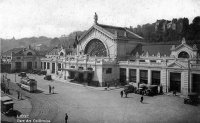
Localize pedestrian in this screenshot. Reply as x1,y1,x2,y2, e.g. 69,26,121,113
52,86,54,94
49,85,51,94
140,95,144,103
120,90,123,98
173,90,176,96
107,83,110,88
65,113,68,123
125,91,128,98
115,82,117,88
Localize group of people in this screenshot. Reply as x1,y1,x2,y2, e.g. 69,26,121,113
120,90,144,103
48,85,55,94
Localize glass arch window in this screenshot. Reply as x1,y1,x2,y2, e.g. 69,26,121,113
178,51,189,58
84,39,107,57
27,52,33,56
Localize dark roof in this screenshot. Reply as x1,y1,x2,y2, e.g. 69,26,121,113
46,46,76,55
65,48,75,54
79,23,143,41
97,24,143,39
141,44,173,56
35,50,47,56
2,48,24,56
47,47,60,55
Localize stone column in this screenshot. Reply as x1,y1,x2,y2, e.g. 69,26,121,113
148,69,152,85
83,72,88,83
55,62,57,75
126,68,129,83
50,62,52,73
136,68,140,83
44,62,46,70
11,62,15,72
41,62,43,70
64,63,67,80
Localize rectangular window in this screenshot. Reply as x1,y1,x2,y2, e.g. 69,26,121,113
35,62,37,69
129,69,136,83
140,70,148,84
41,62,42,69
106,68,112,74
44,62,46,69
87,68,93,71
58,63,61,71
47,63,50,69
150,60,156,63
139,60,145,62
151,71,160,85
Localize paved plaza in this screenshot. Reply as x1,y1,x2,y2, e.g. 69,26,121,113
1,73,200,123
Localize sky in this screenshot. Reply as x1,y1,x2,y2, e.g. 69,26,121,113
0,0,199,39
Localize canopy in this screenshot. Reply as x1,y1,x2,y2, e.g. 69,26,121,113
4,101,14,105
64,68,94,73
1,96,13,102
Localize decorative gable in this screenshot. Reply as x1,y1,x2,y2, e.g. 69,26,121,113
167,61,187,69
170,38,198,59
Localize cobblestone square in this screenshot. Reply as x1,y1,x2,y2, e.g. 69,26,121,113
1,73,200,123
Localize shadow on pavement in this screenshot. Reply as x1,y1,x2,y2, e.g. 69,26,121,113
44,92,58,95
123,97,134,98
1,121,14,123
24,95,31,99
5,109,22,117
34,89,44,94
142,102,149,104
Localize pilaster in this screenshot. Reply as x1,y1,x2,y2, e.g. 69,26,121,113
148,69,151,85
126,68,129,83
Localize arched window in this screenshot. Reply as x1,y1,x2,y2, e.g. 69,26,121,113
27,52,33,56
178,51,189,58
84,39,107,57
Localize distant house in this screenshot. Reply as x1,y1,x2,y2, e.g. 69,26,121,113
34,44,48,51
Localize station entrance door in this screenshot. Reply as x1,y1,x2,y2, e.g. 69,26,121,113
170,72,181,92
192,74,200,95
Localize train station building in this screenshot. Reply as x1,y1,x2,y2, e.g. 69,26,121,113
40,14,200,96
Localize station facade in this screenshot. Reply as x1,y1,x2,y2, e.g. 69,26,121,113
40,14,200,96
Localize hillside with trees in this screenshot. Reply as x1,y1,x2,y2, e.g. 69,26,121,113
1,16,200,53
0,30,86,53
131,16,200,43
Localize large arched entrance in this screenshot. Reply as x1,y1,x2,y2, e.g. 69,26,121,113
84,39,107,57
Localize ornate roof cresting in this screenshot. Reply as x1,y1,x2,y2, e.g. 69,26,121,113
94,12,98,24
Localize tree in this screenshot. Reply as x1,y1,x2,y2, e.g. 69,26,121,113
50,38,61,47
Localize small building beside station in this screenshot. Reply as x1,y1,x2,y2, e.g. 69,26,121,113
1,46,44,72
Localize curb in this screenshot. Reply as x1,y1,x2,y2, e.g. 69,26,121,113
1,91,21,101
52,78,121,91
